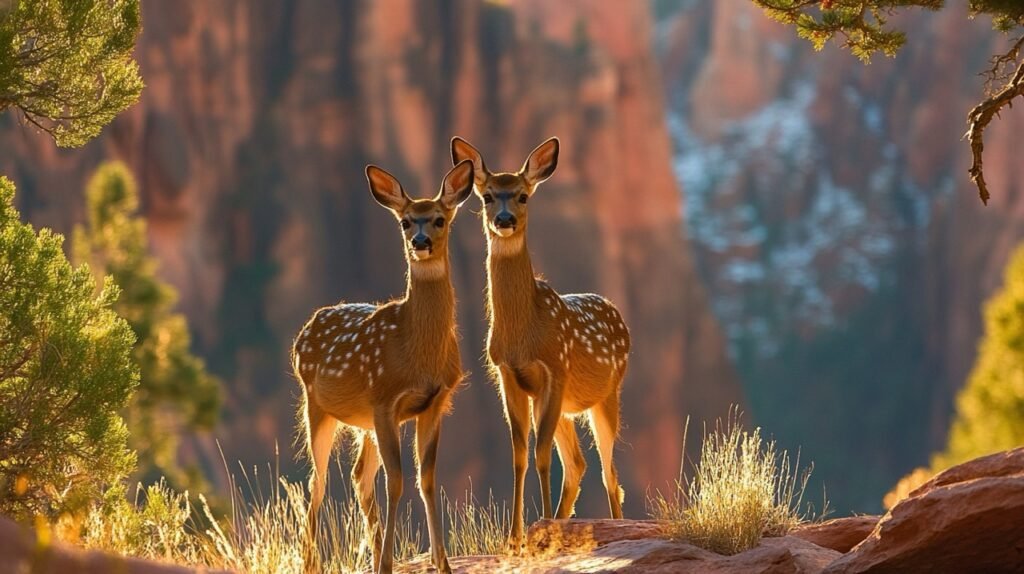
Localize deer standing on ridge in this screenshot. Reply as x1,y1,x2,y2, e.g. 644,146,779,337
293,160,475,574
451,137,630,551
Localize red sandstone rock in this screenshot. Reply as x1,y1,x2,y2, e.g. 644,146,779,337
527,518,666,553
399,519,839,573
824,448,1024,573
0,0,742,510
791,516,879,553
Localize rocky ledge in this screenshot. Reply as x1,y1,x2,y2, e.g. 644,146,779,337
3,447,1021,573
400,447,1024,572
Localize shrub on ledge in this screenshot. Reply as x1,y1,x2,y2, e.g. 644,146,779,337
650,413,822,555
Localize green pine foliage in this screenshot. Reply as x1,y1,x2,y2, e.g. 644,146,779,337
750,1,1020,61
73,162,220,488
0,176,137,520
0,0,143,146
932,245,1024,469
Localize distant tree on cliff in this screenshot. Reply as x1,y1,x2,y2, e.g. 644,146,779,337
0,0,143,146
0,176,137,520
750,0,1024,204
885,244,1024,508
932,245,1024,468
74,162,220,488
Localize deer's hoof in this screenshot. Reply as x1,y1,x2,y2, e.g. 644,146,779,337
505,535,526,556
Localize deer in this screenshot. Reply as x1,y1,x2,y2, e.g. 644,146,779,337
451,137,631,551
292,159,476,574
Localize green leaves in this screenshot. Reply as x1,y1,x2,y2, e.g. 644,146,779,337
933,246,1024,470
0,176,138,520
0,0,143,146
74,162,221,489
752,1,943,62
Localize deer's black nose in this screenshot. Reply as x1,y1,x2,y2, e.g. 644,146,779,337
411,235,432,250
495,212,517,228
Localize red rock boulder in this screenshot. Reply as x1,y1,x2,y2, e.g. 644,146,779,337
791,516,879,553
825,448,1024,573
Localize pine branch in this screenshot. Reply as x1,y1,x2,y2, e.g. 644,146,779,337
966,54,1024,205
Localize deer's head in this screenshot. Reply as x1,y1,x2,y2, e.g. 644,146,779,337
450,137,559,239
365,160,475,262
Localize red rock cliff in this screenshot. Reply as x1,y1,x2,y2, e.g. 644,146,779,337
0,0,742,514
657,0,1024,510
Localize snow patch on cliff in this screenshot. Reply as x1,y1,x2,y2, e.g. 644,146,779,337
669,83,913,359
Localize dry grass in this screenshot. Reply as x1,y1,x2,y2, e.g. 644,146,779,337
442,486,511,557
649,413,824,555
72,473,517,571
69,460,424,574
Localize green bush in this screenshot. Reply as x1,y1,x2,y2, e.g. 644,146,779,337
74,162,220,487
934,245,1024,469
0,0,143,146
83,480,203,564
0,176,138,520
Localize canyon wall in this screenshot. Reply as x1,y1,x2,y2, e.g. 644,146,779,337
658,0,1024,510
0,0,741,514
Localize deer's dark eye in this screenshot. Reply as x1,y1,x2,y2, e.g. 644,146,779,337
434,217,445,228
519,194,528,204
401,219,411,230
483,194,494,204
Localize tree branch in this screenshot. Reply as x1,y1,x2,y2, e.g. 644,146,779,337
966,57,1024,205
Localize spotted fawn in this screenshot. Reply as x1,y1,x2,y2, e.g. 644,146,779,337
452,137,630,551
293,160,475,574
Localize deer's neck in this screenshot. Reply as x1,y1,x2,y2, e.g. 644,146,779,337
486,231,536,342
400,256,456,365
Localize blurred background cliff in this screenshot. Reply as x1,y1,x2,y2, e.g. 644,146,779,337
1,0,1020,514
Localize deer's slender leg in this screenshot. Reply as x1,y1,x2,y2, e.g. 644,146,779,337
552,416,586,519
416,402,452,574
303,394,338,572
532,375,563,520
352,431,382,567
589,389,624,519
499,365,531,553
374,410,403,574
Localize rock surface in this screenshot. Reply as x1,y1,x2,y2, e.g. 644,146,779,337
825,447,1024,573
398,519,839,573
0,517,225,574
791,516,879,553
0,0,742,511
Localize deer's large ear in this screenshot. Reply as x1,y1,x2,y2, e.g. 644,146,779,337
366,165,409,212
438,159,475,210
520,137,559,187
451,137,488,188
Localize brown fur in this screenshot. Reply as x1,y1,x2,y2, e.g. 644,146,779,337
292,161,474,574
452,137,631,551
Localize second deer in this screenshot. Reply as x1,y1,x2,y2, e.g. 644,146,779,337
452,137,631,551
293,160,475,574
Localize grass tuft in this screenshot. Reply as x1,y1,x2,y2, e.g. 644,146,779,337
649,411,825,555
443,486,511,557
